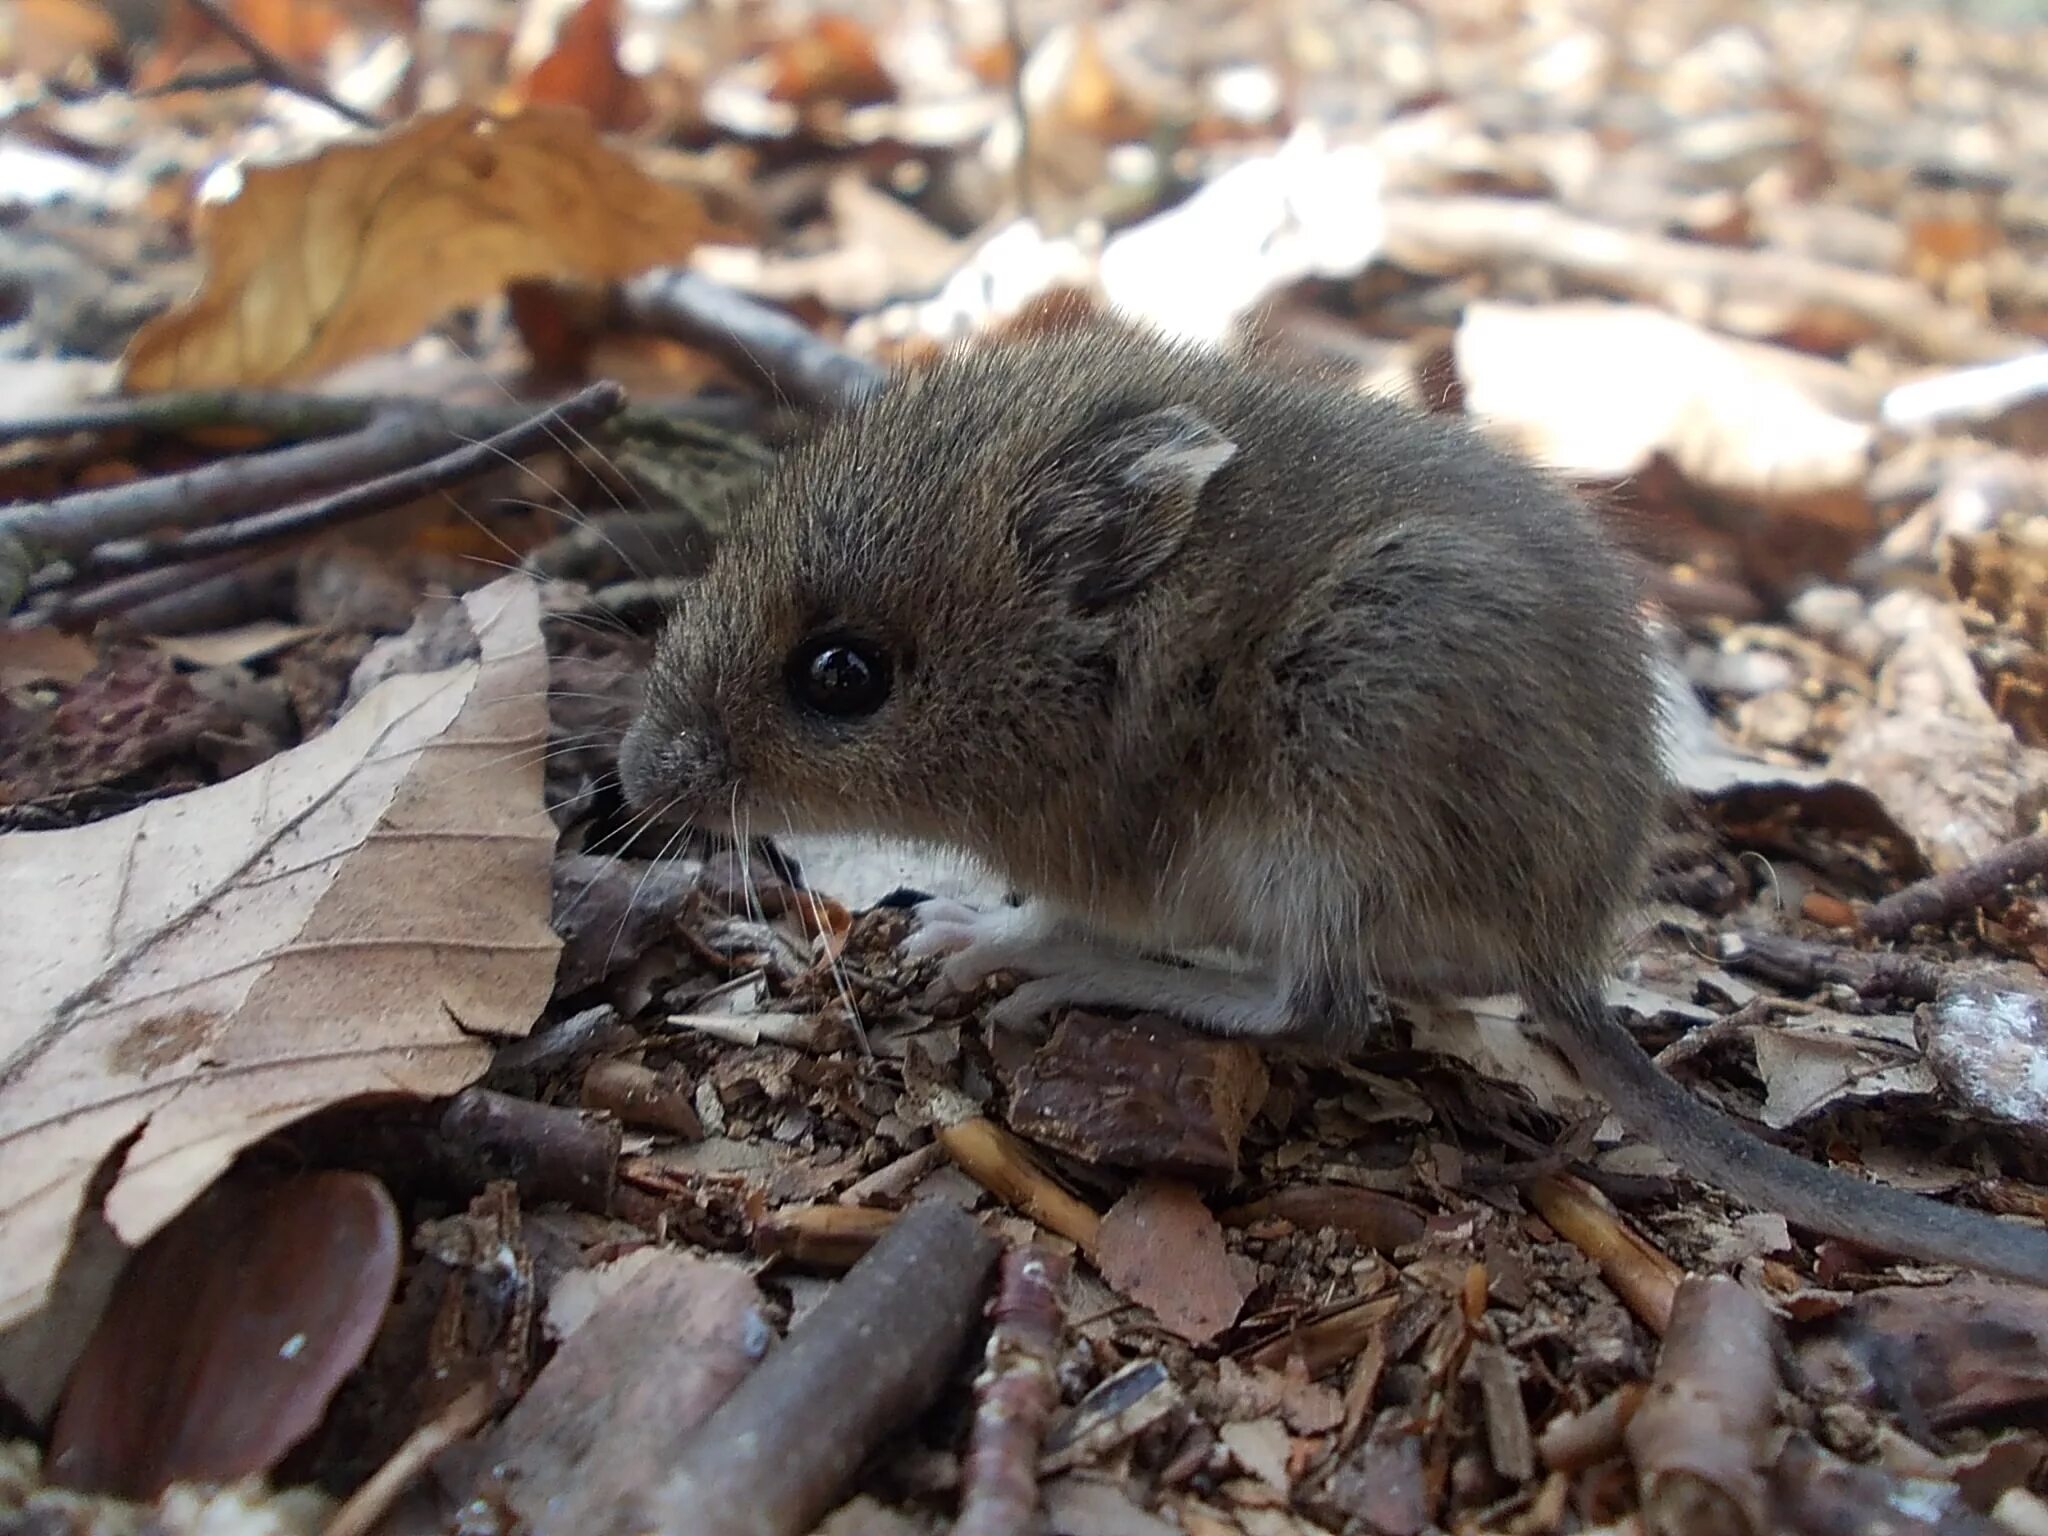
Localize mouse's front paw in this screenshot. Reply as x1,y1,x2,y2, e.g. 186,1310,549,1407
902,898,1056,993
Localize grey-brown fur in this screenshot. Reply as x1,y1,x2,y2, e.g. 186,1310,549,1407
622,319,2048,1288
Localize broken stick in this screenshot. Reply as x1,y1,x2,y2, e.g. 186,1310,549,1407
954,1246,1071,1536
640,1199,999,1536
619,271,886,411
1860,831,2048,941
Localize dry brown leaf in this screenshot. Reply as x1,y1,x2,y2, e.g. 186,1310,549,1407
511,0,650,133
1094,1178,1251,1345
134,0,411,87
49,1171,401,1499
763,12,895,109
121,106,740,391
0,0,120,77
0,577,557,1333
0,630,98,691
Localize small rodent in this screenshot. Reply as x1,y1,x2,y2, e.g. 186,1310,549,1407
619,319,2048,1289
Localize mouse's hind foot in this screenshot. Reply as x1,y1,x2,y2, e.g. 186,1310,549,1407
986,955,1303,1039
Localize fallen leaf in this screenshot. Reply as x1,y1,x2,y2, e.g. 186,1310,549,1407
764,12,895,109
512,0,650,132
1750,1010,1937,1130
0,360,118,426
0,577,557,1332
1927,973,2048,1133
1097,125,1387,346
134,0,403,87
1453,301,1876,499
1,0,120,75
47,1171,400,1499
1093,1178,1250,1345
1041,1475,1182,1536
1829,592,2048,872
122,107,742,391
1,647,239,810
1220,1418,1293,1492
0,630,97,691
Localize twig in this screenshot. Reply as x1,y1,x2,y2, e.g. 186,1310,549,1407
439,1087,621,1214
1473,1342,1535,1485
321,1379,494,1536
751,1204,898,1269
1001,0,1035,226
0,387,748,450
185,0,383,129
2,410,458,558
79,382,627,579
1536,1382,1647,1474
935,1116,1102,1254
1525,1175,1681,1336
31,551,269,629
1379,194,2033,365
1623,1277,1780,1536
1860,832,2048,941
1247,1290,1402,1378
954,1245,1071,1536
1714,930,1940,1003
618,271,887,412
640,1199,999,1536
135,63,265,97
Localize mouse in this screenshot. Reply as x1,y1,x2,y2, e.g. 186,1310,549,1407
617,317,2048,1290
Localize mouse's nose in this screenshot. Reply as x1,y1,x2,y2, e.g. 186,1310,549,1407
615,716,669,813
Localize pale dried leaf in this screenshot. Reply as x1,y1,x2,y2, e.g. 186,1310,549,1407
1455,301,1875,496
121,107,742,390
0,578,556,1331
1098,125,1387,346
1752,1011,1937,1130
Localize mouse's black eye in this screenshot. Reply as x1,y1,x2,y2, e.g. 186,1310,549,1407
786,635,892,718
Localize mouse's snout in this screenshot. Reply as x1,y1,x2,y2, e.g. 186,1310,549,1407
617,710,732,824
615,714,668,813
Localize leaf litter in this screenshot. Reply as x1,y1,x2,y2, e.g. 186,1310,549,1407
4,0,2048,1531
0,576,555,1333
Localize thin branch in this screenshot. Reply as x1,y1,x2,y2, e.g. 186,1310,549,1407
1002,0,1036,226
321,1379,496,1536
3,410,458,558
81,382,627,580
640,1200,999,1536
1379,194,2034,366
1861,832,2048,941
618,270,887,412
0,390,395,447
0,387,755,451
1714,929,1940,1003
135,63,266,97
31,551,272,628
954,1246,1070,1536
184,0,384,129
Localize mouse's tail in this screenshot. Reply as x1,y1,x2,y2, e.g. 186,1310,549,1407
1528,980,2048,1289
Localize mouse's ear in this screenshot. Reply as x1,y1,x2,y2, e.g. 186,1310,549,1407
1021,404,1237,613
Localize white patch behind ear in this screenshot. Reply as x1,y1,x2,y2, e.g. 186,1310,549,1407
1115,404,1238,503
1022,402,1240,612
